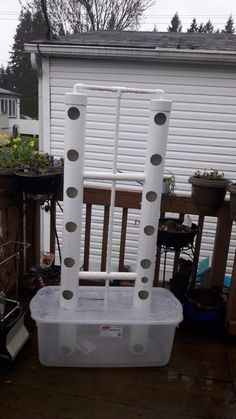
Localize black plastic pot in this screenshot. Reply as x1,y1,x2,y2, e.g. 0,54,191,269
15,170,63,200
0,168,18,194
157,218,198,249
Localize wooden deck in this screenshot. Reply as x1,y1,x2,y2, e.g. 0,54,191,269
1,309,236,419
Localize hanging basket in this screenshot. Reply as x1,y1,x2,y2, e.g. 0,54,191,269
14,169,63,200
157,218,198,249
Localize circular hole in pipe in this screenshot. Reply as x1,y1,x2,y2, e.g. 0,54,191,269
60,346,72,355
146,191,157,202
68,107,80,120
140,259,151,269
144,225,155,236
141,277,149,283
65,222,77,232
66,187,78,198
67,149,79,161
138,290,149,300
154,112,166,125
133,344,144,353
150,154,162,166
62,289,74,300
64,257,75,268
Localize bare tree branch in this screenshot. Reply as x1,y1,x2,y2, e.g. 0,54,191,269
23,0,153,34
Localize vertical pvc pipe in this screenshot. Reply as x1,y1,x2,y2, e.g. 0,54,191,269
104,90,122,307
129,325,149,355
60,92,88,310
59,323,77,356
133,99,172,310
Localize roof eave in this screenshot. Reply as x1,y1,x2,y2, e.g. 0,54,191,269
24,43,236,65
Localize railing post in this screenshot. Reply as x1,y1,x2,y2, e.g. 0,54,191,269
210,203,232,288
227,250,236,334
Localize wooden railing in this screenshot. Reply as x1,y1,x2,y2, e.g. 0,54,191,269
1,185,236,333
51,187,232,289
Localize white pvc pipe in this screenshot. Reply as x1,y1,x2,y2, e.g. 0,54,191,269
106,90,121,272
133,98,172,310
79,271,136,281
60,92,87,310
59,324,77,357
83,171,145,182
129,325,149,355
73,83,164,97
104,90,122,306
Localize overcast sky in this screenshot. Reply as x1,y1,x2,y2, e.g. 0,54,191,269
1,0,236,66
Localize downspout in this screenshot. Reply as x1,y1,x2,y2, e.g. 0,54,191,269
31,52,43,148
30,52,44,261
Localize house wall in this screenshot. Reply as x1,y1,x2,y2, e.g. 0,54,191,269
0,113,10,136
42,57,236,274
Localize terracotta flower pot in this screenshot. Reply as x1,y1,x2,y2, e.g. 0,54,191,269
189,176,229,215
228,183,236,221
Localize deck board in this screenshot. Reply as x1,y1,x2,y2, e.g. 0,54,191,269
1,318,236,419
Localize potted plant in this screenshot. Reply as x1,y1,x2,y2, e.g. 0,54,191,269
183,287,226,326
189,169,230,215
0,135,20,193
157,218,198,250
0,135,63,199
228,183,236,221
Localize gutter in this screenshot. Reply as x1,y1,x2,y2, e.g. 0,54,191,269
24,43,236,65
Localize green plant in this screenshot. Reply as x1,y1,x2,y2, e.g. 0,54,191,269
0,136,37,169
193,169,225,181
0,136,63,175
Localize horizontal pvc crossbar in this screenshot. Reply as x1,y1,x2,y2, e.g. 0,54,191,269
83,171,145,182
79,271,136,281
73,83,164,97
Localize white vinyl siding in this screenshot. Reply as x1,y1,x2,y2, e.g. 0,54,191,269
46,57,236,274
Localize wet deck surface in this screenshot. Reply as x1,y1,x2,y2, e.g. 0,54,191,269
1,316,236,419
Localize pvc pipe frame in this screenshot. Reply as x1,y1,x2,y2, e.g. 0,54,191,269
74,83,165,98
60,84,172,312
79,271,136,281
83,171,145,182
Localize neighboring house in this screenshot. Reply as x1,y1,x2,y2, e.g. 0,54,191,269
0,87,39,137
25,31,236,272
0,87,20,137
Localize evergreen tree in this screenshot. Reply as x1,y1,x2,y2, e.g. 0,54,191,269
187,18,198,33
198,22,204,33
168,12,182,32
0,66,12,91
222,14,235,34
203,19,214,33
9,7,47,117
